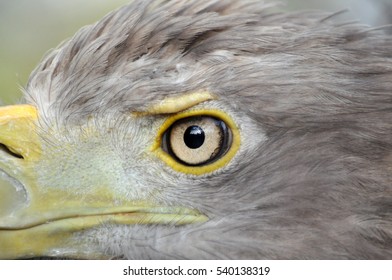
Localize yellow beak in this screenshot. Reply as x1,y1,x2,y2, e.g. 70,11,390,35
0,105,207,259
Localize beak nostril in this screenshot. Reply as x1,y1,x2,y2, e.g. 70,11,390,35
0,105,38,161
0,143,24,159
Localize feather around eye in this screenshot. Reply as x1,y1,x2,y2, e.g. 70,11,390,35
165,116,229,166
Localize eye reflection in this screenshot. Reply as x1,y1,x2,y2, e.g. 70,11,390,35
183,125,205,149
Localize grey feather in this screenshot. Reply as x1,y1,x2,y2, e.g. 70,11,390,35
25,0,391,259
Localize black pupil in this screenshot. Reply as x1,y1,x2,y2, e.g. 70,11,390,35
184,126,205,149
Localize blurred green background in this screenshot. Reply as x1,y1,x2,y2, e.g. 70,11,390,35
0,0,128,104
0,0,388,104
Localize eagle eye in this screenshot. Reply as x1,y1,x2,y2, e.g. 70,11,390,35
152,109,240,175
162,116,232,166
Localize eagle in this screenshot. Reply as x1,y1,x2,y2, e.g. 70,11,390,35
0,0,391,259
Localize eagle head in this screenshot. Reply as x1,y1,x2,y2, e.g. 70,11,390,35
0,0,391,259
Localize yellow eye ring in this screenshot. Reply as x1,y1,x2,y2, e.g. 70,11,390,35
151,109,241,175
